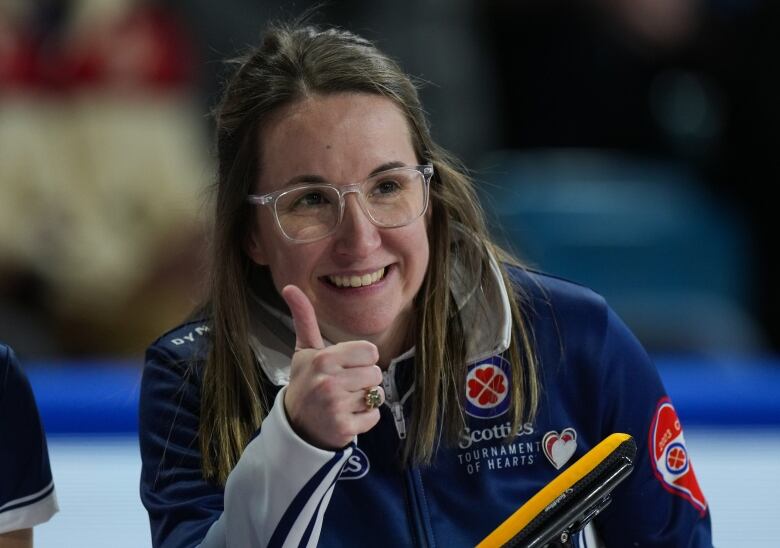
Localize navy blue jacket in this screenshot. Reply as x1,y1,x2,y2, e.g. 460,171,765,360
139,267,712,547
0,343,58,533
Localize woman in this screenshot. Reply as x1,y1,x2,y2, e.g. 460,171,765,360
139,23,712,547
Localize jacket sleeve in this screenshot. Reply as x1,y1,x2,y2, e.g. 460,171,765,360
139,342,354,548
592,307,712,547
139,344,224,547
0,344,58,533
217,388,354,548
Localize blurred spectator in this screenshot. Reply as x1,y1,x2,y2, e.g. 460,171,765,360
479,0,780,351
2,0,778,355
0,0,209,357
169,0,499,165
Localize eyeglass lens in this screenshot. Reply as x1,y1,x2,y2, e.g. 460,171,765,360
274,168,426,241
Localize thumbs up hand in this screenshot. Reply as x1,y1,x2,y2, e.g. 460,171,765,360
281,285,385,450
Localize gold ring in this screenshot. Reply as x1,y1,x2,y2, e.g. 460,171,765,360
365,387,382,410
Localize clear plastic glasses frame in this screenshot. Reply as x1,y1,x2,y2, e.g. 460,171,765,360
247,164,434,243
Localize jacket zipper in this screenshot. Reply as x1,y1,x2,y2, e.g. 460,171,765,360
405,467,435,547
383,361,431,546
382,365,406,439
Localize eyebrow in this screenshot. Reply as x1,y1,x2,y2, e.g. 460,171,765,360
282,161,409,187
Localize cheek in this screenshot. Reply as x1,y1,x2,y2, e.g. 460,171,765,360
266,247,299,285
403,222,431,275
418,238,431,276
246,212,279,266
266,241,328,288
263,251,307,300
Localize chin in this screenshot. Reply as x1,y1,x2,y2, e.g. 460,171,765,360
324,308,405,343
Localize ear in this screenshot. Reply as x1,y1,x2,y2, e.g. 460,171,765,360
245,224,269,265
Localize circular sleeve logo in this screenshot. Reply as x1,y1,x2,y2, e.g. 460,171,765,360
339,447,369,480
465,356,511,419
664,442,689,475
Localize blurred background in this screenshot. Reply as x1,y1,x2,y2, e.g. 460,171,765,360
1,0,778,545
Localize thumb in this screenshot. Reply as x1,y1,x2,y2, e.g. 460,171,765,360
281,285,325,350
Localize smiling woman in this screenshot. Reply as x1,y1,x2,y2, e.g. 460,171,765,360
138,21,712,548
245,94,431,361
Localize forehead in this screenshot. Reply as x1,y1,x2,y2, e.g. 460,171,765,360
257,93,417,190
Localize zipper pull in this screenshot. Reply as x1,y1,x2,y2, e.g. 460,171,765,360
382,370,393,395
391,401,407,439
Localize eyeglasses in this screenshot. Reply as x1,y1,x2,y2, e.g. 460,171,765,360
247,164,433,243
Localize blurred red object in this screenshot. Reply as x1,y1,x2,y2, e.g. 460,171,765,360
68,5,196,92
0,3,195,95
0,16,38,89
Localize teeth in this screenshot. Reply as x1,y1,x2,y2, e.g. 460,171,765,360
328,267,386,288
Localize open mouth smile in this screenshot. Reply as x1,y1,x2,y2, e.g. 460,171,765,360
326,267,387,288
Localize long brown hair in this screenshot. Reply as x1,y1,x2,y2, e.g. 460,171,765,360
201,22,539,484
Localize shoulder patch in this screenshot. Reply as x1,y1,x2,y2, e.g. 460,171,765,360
649,397,707,515
465,356,511,419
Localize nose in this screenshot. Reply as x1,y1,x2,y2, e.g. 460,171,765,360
332,192,381,258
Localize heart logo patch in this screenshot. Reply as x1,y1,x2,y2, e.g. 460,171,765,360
542,428,578,469
465,356,511,419
467,367,507,405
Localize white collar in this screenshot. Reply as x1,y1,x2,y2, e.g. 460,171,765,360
247,225,512,386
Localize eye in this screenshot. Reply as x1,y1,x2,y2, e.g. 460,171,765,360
290,189,331,209
373,179,402,196
381,180,401,193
